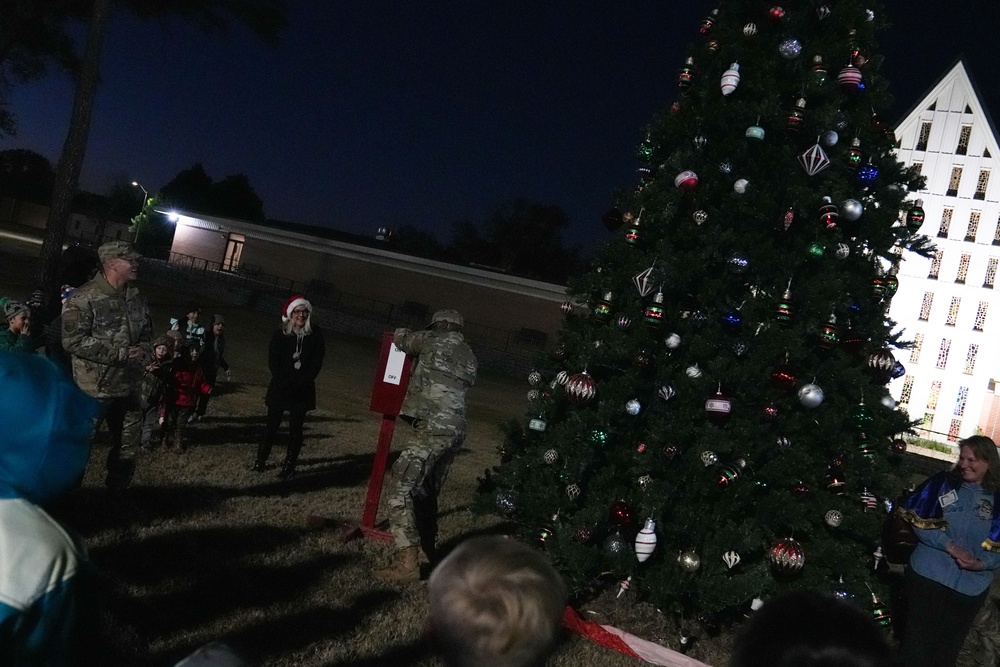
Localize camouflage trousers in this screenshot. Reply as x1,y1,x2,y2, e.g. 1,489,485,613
98,394,142,490
385,420,464,552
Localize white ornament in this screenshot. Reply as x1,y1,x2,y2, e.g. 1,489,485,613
693,209,708,225
798,383,825,408
881,395,897,409
824,510,843,527
665,333,681,349
543,449,559,464
743,22,758,36
528,371,543,386
834,243,850,259
686,364,703,379
617,576,632,598
700,451,718,467
555,370,569,385
635,518,658,562
657,385,676,401
565,484,581,500
526,389,540,401
734,178,749,194
842,199,863,221
625,399,642,416
723,550,741,569
751,596,765,611
674,170,699,190
721,63,741,95
822,130,839,146
528,417,547,432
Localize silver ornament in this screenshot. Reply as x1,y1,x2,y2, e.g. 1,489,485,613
625,399,642,416
528,416,547,432
824,510,843,527
700,451,718,467
686,364,703,379
817,5,831,19
776,436,792,449
543,449,559,464
881,395,897,409
565,484,581,501
665,333,681,349
778,38,802,59
678,550,701,572
743,22,758,36
723,550,741,568
528,371,543,386
841,199,863,221
865,9,875,21
693,209,708,225
638,474,653,490
555,370,569,385
834,243,850,259
657,385,676,401
798,383,825,408
732,341,749,356
719,160,733,174
604,531,628,555
495,490,518,516
617,315,633,330
728,254,749,273
734,178,749,194
693,135,707,148
822,130,839,146
527,389,540,401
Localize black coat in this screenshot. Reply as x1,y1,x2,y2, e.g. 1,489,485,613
201,329,229,376
265,325,325,411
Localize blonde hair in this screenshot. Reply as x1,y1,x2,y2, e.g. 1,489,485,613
282,315,312,336
428,536,566,667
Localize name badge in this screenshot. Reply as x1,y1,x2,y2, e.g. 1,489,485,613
939,490,959,508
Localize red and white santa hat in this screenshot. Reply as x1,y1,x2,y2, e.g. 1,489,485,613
282,295,312,322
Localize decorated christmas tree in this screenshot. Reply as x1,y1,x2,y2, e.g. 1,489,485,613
478,0,933,634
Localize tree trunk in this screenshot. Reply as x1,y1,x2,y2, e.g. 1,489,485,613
35,0,112,301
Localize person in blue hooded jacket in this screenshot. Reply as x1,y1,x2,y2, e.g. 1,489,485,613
0,351,101,665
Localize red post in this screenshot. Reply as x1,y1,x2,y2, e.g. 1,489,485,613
308,332,411,542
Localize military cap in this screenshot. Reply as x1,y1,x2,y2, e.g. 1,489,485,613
98,241,141,263
430,309,463,328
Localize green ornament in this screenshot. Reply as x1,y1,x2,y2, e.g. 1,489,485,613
589,430,608,445
593,291,613,323
808,242,825,257
851,402,873,429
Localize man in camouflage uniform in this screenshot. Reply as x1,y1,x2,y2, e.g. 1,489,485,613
63,241,153,490
376,309,478,583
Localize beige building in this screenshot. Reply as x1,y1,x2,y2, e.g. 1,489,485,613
165,209,567,344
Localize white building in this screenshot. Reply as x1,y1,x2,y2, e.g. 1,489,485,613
889,60,1000,446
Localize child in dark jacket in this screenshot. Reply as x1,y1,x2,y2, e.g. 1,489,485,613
163,342,212,452
140,336,175,450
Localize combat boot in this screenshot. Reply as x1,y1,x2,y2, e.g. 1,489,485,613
375,546,421,583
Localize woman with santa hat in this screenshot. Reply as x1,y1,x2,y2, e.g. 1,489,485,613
253,295,326,478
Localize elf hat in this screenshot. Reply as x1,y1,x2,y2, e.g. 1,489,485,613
282,296,312,323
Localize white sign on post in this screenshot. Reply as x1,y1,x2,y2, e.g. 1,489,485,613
383,343,407,385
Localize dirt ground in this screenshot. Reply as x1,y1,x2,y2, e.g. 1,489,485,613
0,245,660,666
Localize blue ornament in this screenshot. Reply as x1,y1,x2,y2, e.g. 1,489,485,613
722,309,743,332
857,163,879,184
890,361,905,379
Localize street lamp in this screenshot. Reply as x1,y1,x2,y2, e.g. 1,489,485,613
131,181,148,243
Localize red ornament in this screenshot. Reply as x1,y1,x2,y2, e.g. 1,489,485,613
837,65,862,92
891,438,908,455
610,501,633,528
768,537,805,575
819,196,839,230
769,6,786,21
762,402,779,421
678,57,696,91
566,371,597,405
771,364,797,390
793,481,811,499
675,170,699,191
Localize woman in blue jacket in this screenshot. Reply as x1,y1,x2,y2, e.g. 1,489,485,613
897,435,1000,666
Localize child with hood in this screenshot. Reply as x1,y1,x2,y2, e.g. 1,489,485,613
0,351,102,664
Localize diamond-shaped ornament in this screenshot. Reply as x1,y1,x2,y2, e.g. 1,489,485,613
633,265,657,297
798,142,831,176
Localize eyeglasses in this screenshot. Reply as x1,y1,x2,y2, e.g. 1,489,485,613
291,309,309,316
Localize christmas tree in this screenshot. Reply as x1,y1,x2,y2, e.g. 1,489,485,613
478,0,933,632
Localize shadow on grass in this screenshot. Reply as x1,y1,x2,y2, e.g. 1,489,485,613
242,452,380,495
192,590,405,666
322,635,435,666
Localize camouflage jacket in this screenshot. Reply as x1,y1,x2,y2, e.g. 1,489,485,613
62,273,153,398
394,328,478,431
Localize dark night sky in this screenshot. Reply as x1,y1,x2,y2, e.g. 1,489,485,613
6,1,1000,251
